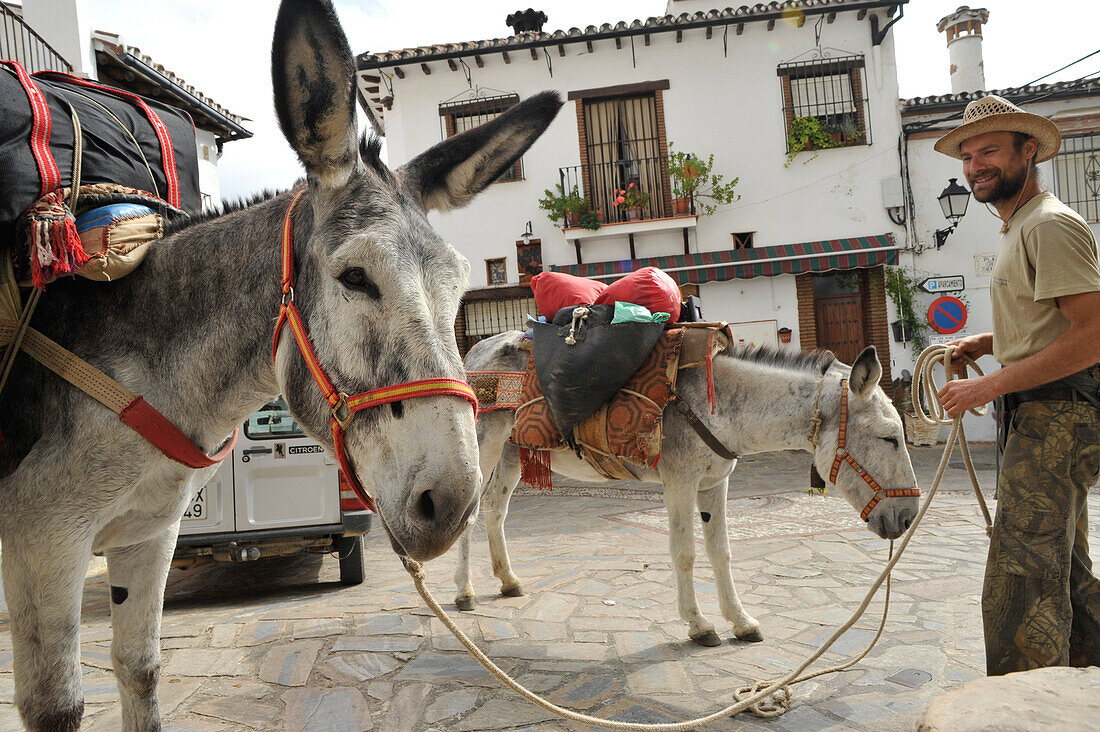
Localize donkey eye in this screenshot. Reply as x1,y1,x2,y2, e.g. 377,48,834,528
882,437,899,448
339,268,380,299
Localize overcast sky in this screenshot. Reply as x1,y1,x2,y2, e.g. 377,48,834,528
85,0,1099,201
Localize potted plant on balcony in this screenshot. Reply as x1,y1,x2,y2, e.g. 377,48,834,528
667,145,741,216
785,115,839,167
612,183,651,221
537,184,600,230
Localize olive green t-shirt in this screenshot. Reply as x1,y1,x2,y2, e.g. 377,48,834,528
990,191,1100,365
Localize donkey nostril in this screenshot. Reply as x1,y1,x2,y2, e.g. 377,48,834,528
903,516,913,530
416,490,436,522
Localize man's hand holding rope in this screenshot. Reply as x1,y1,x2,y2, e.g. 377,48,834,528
937,333,995,418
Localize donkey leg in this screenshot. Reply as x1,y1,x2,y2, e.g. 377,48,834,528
484,445,524,598
697,478,762,642
665,484,720,646
103,529,179,731
454,528,477,611
2,531,92,731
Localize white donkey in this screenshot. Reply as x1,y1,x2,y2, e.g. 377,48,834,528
0,2,561,729
456,331,920,646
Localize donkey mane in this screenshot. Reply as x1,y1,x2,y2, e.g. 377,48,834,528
722,344,836,375
163,188,288,236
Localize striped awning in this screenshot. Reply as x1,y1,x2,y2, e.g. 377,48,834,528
551,234,899,284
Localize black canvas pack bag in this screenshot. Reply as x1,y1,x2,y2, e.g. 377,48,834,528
0,62,200,229
531,303,665,448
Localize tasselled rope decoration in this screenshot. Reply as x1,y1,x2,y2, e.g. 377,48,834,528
395,345,995,729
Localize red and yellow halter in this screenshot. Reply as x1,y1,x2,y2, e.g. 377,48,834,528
822,378,921,522
272,191,478,512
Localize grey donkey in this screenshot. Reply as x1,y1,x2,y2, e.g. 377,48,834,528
0,1,562,729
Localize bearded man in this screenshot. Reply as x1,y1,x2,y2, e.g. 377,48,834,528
933,95,1100,675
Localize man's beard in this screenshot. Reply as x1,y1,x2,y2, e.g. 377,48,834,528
970,162,1029,204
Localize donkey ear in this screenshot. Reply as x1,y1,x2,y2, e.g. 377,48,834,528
849,346,883,398
399,91,563,212
272,0,359,188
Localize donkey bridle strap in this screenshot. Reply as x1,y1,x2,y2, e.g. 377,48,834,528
827,378,921,521
671,391,738,461
273,191,477,512
0,320,237,469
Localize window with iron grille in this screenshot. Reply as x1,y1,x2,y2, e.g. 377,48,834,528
1052,133,1100,223
778,55,871,152
439,93,522,182
576,93,671,221
457,292,538,354
486,257,507,285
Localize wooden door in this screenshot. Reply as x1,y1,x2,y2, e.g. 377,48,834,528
815,293,864,365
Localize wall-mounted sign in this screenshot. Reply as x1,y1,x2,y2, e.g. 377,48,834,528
927,295,968,335
974,253,997,278
917,275,965,293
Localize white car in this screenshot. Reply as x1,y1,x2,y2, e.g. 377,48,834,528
174,397,373,585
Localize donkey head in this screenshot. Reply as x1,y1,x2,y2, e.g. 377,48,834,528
271,0,561,560
813,347,920,539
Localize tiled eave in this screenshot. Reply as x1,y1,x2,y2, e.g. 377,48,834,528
356,0,905,134
901,76,1100,116
357,0,904,71
92,33,252,142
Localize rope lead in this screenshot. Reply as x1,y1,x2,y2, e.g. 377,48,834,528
399,344,993,729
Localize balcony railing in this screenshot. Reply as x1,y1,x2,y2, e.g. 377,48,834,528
558,154,675,225
0,4,72,74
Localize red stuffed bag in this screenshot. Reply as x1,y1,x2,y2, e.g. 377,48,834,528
595,266,681,321
531,272,608,318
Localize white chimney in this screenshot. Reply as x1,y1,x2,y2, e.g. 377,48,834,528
937,6,989,94
21,0,96,78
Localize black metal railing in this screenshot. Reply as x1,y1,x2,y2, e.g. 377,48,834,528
558,154,673,225
1052,133,1100,223
0,4,72,74
778,55,871,152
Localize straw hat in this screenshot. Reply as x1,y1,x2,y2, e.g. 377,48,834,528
934,95,1061,162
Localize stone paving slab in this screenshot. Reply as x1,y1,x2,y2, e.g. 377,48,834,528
0,445,1097,730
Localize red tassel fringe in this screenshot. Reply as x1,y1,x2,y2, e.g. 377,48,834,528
29,208,88,289
519,447,553,492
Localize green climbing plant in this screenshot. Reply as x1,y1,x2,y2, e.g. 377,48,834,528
884,266,931,357
784,115,840,168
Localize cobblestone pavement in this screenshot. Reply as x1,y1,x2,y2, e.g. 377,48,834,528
1,443,1096,731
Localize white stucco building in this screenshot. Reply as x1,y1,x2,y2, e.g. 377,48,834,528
2,0,251,208
357,0,908,384
355,0,1099,443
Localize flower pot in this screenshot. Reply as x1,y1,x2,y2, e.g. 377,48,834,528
778,327,792,344
891,320,912,342
672,197,692,216
564,212,580,228
903,411,940,446
624,207,644,222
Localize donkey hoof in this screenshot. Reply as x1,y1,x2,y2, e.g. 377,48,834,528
690,630,723,647
500,585,524,598
455,596,476,611
735,629,765,643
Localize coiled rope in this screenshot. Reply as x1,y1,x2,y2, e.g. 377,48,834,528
400,344,994,729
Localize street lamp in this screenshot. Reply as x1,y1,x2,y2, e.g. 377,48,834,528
518,220,533,244
933,178,970,249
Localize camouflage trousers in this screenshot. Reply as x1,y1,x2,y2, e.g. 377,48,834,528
983,399,1100,676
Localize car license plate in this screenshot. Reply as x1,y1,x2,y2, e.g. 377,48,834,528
182,485,207,522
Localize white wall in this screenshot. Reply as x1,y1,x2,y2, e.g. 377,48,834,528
377,6,906,311
21,0,95,77
195,128,220,210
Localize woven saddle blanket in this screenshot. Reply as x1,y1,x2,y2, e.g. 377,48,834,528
467,323,731,488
